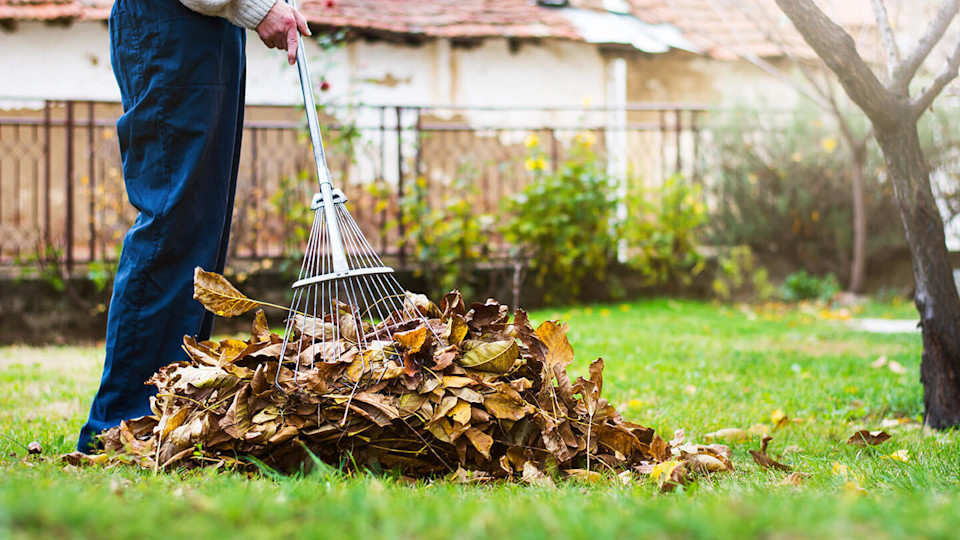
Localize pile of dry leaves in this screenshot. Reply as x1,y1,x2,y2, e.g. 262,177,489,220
85,270,734,486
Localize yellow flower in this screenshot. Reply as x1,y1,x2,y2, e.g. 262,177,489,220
524,133,540,149
821,137,837,153
575,131,597,148
524,155,546,172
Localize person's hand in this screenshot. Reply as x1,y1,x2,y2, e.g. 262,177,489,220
256,1,310,65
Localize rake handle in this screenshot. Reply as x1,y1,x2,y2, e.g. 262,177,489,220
287,0,332,188
286,0,350,275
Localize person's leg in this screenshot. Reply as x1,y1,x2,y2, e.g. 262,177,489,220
78,0,246,452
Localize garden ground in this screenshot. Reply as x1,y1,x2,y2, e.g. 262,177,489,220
3,298,958,540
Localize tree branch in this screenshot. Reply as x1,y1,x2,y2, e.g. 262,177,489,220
890,0,960,95
911,35,960,119
774,0,901,129
869,0,900,82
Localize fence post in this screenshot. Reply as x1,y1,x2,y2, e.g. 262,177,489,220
674,108,682,175
87,101,96,262
43,101,51,246
691,110,701,184
378,106,387,255
65,101,75,273
250,126,259,258
396,106,406,268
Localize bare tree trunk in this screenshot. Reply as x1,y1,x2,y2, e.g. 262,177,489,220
875,124,960,428
775,0,960,428
848,144,867,293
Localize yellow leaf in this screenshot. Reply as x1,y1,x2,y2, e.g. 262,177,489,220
193,267,260,317
650,460,682,480
535,320,574,371
821,137,837,153
884,449,910,462
394,324,427,354
770,409,789,429
458,340,519,373
831,462,849,476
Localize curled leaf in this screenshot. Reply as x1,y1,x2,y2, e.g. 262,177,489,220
193,267,260,317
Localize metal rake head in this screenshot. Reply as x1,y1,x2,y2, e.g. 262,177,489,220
275,186,435,390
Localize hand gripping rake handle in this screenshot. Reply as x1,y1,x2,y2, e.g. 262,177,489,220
287,0,350,276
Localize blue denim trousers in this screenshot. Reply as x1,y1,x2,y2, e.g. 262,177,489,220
77,0,246,451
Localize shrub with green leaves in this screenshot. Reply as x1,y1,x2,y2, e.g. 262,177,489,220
502,136,621,303
399,171,495,300
626,173,707,286
781,269,840,302
706,104,904,279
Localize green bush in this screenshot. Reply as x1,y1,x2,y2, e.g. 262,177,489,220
781,269,839,302
501,135,621,302
626,173,707,286
706,104,904,279
712,244,775,302
399,170,494,300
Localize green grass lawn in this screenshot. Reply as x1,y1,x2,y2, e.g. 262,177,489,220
4,298,955,540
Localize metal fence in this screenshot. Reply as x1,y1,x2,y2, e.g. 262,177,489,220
0,100,707,272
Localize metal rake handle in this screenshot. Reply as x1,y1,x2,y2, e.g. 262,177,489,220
285,0,351,275
287,0,332,188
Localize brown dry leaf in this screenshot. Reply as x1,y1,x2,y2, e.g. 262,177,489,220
749,436,792,472
88,285,725,480
564,469,604,484
779,472,808,486
888,360,907,374
521,461,555,487
442,315,469,346
439,290,466,321
395,324,427,354
535,321,574,371
846,430,891,447
171,366,240,393
464,428,493,460
405,292,442,318
182,336,220,367
459,340,519,373
193,267,260,317
252,309,271,342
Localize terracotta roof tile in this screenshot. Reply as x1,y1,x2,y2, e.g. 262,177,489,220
0,0,876,60
299,0,580,40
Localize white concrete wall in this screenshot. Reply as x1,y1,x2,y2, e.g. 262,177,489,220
0,21,119,108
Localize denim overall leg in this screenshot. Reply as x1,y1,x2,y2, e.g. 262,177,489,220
78,0,246,451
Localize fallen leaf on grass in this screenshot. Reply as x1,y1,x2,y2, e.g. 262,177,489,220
770,409,791,430
883,449,910,462
887,361,906,374
846,430,891,447
870,356,888,368
27,442,42,455
779,472,808,486
749,436,792,472
704,428,747,443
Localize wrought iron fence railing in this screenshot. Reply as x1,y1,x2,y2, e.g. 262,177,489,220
0,100,707,272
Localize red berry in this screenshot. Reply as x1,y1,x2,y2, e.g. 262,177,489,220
325,0,335,7
320,80,331,91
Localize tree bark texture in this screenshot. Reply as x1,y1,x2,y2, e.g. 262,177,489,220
876,125,960,428
776,0,960,428
848,144,867,293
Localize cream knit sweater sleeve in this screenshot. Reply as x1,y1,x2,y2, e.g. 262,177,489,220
179,0,277,29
